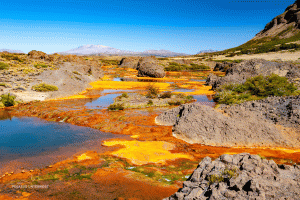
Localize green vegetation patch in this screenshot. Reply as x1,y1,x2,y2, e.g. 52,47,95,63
214,30,300,56
108,103,124,111
214,74,299,105
32,83,58,92
165,62,210,71
0,93,16,107
0,62,9,70
160,91,172,99
146,84,160,98
101,59,119,66
1,54,24,62
34,63,48,69
209,167,238,185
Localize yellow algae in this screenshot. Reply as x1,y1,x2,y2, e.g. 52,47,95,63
77,153,92,161
186,81,205,84
101,75,112,81
90,81,170,90
136,77,188,82
127,68,138,72
102,140,192,165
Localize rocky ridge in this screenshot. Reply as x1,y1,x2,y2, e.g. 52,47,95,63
206,59,300,90
156,103,300,148
255,0,300,39
164,153,300,200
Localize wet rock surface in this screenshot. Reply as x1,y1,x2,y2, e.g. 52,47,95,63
137,57,166,78
156,103,300,148
206,59,300,90
164,153,300,200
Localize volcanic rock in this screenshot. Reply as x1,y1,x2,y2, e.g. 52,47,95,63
118,57,140,69
206,59,300,90
255,0,300,38
137,57,166,78
156,103,300,148
164,153,300,200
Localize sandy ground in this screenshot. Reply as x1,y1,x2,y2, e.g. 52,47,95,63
213,51,300,62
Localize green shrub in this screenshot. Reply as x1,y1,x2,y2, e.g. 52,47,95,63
146,84,159,98
165,62,210,71
165,62,183,71
121,93,129,98
1,54,24,62
0,62,9,70
190,63,210,70
147,100,153,106
186,95,194,100
1,93,16,107
108,103,124,111
34,63,48,69
214,74,299,105
209,174,224,184
160,91,172,98
168,100,183,106
32,83,58,92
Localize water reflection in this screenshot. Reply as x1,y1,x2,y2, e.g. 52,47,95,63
0,110,11,121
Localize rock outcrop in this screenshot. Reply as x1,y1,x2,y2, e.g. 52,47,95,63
118,57,140,69
206,59,300,90
27,50,47,59
136,57,166,78
255,0,300,38
164,153,300,200
156,103,300,148
220,95,300,129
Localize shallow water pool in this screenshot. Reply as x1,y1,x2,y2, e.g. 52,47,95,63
0,117,120,163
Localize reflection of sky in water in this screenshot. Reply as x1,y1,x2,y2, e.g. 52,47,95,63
85,93,120,108
113,78,122,81
173,88,195,92
193,95,215,103
190,79,206,82
0,117,118,162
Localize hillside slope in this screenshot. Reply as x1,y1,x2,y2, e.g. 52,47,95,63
216,0,300,56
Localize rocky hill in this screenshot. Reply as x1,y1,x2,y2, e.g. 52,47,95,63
255,0,300,39
216,0,300,55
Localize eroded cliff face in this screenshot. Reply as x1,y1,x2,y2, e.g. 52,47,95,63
255,0,300,38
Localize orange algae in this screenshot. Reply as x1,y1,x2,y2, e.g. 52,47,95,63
102,140,193,165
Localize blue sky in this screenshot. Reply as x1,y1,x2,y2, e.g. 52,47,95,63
0,0,295,54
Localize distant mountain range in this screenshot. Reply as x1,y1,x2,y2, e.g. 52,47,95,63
197,49,216,54
59,45,188,57
0,49,24,53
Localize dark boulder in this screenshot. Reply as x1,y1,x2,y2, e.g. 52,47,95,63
137,57,166,78
118,57,140,69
